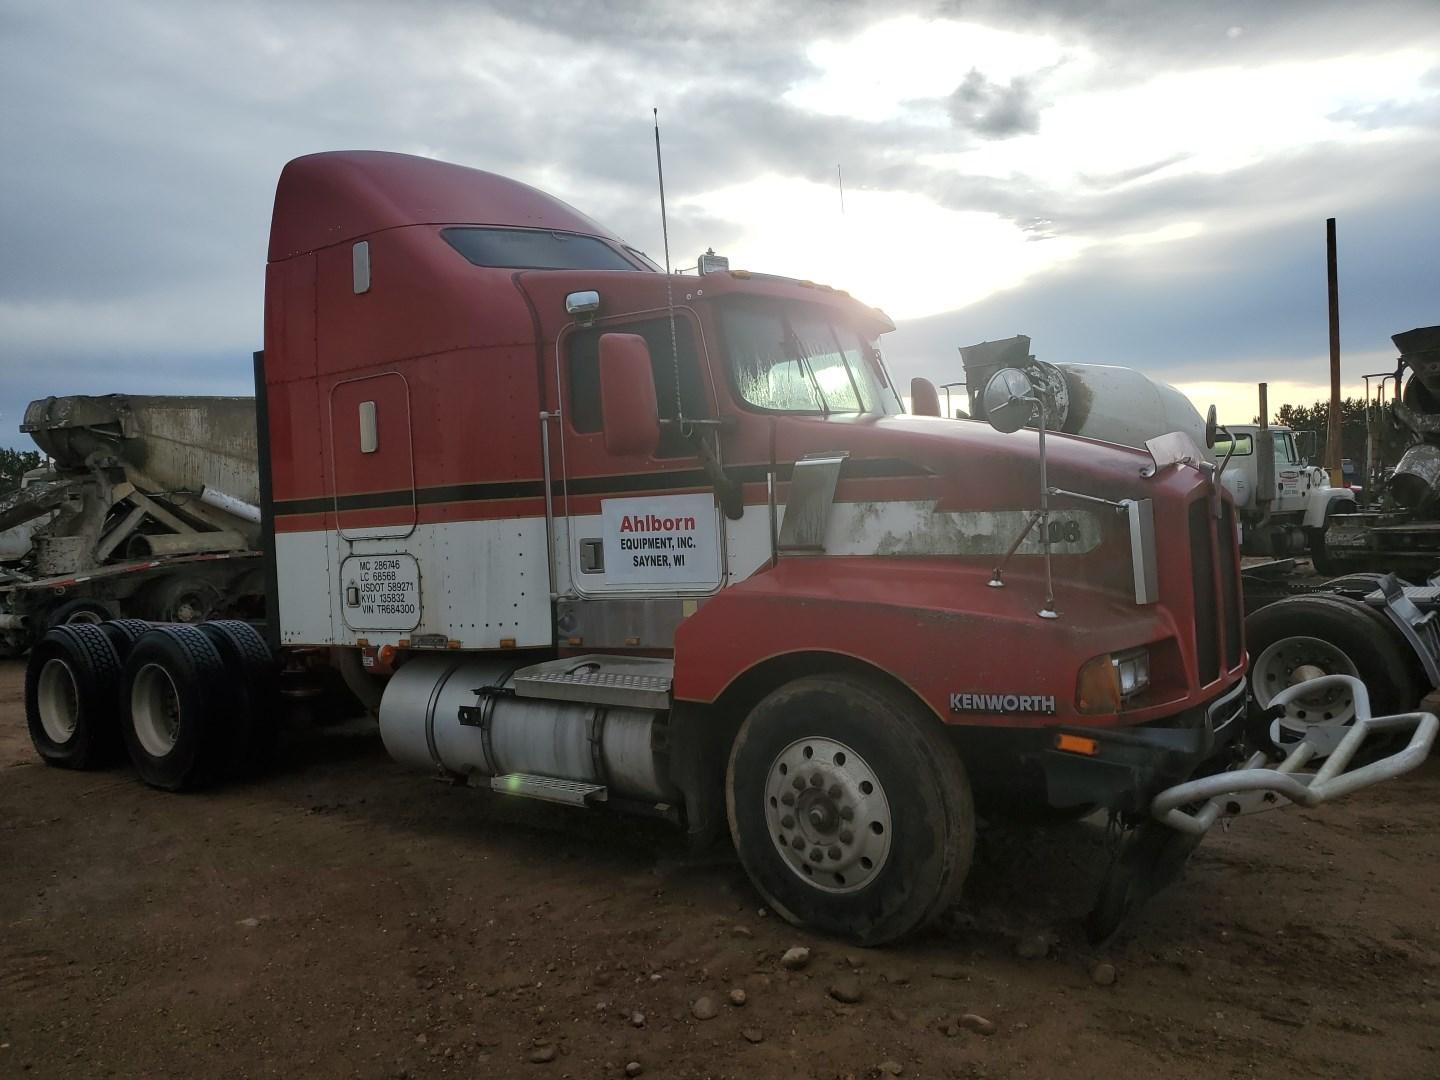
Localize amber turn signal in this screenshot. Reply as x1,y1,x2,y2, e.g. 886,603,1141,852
1076,653,1122,714
1055,733,1099,755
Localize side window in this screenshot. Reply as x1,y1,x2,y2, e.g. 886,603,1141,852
1272,431,1294,465
567,316,707,458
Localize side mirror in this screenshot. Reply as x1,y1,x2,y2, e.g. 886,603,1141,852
1205,404,1218,449
911,377,941,417
982,368,1036,434
1294,430,1317,464
566,290,601,318
598,333,660,458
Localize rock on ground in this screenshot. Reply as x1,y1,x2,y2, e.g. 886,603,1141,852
781,946,811,970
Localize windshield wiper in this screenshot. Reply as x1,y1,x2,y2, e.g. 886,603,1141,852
782,323,830,415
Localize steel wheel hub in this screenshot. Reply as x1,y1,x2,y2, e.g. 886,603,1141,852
37,659,80,743
764,737,892,894
131,663,183,757
1252,635,1360,726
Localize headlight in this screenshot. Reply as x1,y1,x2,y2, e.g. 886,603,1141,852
1075,647,1151,714
1112,647,1151,698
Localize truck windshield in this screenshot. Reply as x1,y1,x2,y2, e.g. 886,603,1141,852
442,227,641,271
1212,432,1254,456
720,299,901,415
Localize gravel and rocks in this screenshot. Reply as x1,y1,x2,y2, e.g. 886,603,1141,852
2,659,1435,1079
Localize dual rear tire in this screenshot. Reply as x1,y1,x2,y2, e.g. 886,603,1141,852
24,619,277,789
25,623,123,770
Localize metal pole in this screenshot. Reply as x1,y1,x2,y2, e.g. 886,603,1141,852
1036,401,1057,619
1257,382,1273,518
539,411,558,600
1326,218,1344,486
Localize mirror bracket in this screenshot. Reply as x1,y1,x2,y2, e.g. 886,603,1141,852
980,369,1058,619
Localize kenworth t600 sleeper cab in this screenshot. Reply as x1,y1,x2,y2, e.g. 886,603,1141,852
24,152,1434,943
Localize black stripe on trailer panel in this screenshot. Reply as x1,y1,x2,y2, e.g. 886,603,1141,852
271,457,932,518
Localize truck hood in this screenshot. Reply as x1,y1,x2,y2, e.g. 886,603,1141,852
763,412,1206,512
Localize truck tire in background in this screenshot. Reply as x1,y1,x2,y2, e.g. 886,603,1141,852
139,575,223,624
24,623,123,770
1307,498,1358,577
1246,594,1420,751
44,598,116,628
120,624,232,790
726,674,975,945
100,618,158,659
198,620,279,775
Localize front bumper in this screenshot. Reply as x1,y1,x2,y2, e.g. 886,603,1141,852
1148,674,1436,837
1037,678,1247,815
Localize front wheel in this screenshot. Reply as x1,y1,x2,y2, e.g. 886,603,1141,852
726,674,975,945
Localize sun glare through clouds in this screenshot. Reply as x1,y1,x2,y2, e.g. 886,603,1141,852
689,15,1440,333
680,177,1084,320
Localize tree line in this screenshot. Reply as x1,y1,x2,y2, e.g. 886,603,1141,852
1,448,43,493
1267,398,1382,473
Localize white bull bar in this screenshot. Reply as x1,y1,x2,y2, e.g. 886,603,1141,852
1150,674,1437,837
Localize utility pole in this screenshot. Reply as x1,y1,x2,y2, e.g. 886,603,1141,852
1325,218,1344,486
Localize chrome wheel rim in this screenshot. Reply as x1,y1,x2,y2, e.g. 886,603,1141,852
37,659,80,743
764,737,892,894
1252,635,1361,726
131,663,182,757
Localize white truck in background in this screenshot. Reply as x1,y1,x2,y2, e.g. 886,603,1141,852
1210,423,1356,567
0,394,265,654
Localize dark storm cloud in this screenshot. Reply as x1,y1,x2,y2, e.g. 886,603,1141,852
947,70,1040,138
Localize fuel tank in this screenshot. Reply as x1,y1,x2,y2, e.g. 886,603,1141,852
378,655,677,802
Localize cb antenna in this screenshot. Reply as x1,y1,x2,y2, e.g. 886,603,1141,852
653,107,683,422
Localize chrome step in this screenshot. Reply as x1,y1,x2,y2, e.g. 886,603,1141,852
490,773,607,807
510,655,673,709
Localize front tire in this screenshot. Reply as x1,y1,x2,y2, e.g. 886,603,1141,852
725,674,974,945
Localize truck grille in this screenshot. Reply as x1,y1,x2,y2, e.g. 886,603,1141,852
1217,502,1243,669
1189,500,1220,684
1189,497,1244,685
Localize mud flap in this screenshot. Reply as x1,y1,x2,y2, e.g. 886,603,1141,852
1086,820,1203,943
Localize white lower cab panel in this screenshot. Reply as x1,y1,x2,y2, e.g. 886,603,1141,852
274,517,552,648
273,498,1096,648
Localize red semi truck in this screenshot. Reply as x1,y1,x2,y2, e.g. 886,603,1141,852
24,152,1434,944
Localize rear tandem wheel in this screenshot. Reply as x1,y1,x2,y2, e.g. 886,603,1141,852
24,623,124,770
120,624,234,790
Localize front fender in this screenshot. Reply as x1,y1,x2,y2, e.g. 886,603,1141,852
673,556,1213,729
1304,486,1356,530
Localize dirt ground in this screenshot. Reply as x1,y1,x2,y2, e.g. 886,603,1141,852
2,660,1438,1080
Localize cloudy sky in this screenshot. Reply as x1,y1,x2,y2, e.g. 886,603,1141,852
3,0,1438,449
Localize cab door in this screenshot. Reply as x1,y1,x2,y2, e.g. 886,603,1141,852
1272,430,1306,514
557,308,725,598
